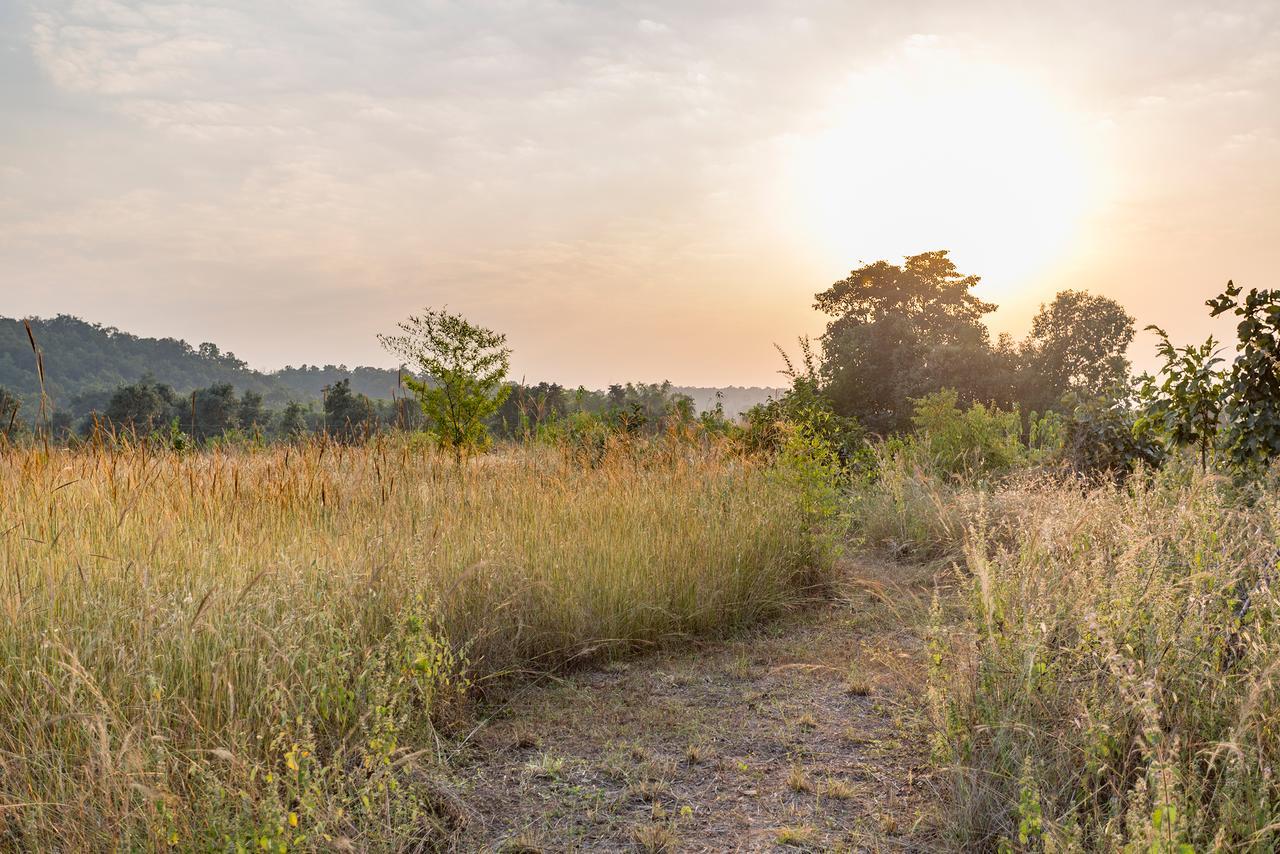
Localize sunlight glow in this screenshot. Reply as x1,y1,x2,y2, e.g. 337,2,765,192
785,43,1099,298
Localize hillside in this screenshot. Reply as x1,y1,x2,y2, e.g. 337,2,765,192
0,315,294,406
1,315,782,418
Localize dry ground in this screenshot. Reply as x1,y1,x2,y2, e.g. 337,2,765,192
446,559,945,852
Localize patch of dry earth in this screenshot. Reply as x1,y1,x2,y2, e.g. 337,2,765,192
449,560,942,852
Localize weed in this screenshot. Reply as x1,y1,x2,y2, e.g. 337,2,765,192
523,753,565,780
633,823,677,852
822,778,857,800
776,825,817,846
786,767,814,793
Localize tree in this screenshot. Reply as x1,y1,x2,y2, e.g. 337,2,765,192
322,379,375,442
238,390,266,434
179,383,240,442
0,386,21,439
1207,281,1280,468
816,251,1001,433
378,308,512,461
1136,327,1224,473
815,250,995,335
104,377,178,435
278,401,309,440
1020,290,1135,412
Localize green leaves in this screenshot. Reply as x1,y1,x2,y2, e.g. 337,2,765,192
1200,282,1280,470
1135,326,1224,472
378,308,511,460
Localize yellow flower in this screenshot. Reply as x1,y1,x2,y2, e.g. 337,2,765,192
288,812,298,828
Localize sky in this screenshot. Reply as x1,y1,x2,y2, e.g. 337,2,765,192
1,0,1278,387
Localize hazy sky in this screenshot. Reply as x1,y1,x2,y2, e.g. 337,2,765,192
2,1,1278,386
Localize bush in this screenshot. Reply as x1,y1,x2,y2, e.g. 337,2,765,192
739,379,868,470
905,389,1024,479
1057,394,1163,481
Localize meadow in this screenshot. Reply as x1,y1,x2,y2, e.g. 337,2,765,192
0,433,839,850
854,444,1280,851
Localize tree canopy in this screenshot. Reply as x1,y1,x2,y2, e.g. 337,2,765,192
379,308,512,459
1019,289,1135,411
816,251,1003,433
815,251,1138,434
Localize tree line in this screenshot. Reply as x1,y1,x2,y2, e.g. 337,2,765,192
0,370,723,447
10,248,1272,472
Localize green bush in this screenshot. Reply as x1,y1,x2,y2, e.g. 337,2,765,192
906,389,1024,478
1057,394,1164,481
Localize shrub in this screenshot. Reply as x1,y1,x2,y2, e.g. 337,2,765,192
1208,282,1280,470
1136,326,1225,473
1057,394,1163,481
906,388,1024,479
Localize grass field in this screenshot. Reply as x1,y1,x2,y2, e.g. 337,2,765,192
0,436,838,850
6,428,1279,851
857,456,1280,850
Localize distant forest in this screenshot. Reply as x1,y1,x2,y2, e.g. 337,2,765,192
0,314,782,431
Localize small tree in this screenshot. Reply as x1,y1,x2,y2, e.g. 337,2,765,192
322,379,375,443
1136,326,1224,473
278,401,309,441
179,383,240,443
238,390,267,434
378,308,512,461
1208,282,1280,469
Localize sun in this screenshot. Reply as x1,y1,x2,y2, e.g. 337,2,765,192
783,44,1100,299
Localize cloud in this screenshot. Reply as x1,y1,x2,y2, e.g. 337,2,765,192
4,0,1280,384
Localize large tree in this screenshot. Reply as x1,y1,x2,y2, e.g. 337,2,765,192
1019,290,1134,413
816,251,1005,433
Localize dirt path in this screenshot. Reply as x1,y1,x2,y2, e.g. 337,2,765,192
446,560,943,852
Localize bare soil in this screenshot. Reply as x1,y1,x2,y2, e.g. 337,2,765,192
444,559,945,852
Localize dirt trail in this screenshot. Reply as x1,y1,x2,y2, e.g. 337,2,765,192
447,560,942,852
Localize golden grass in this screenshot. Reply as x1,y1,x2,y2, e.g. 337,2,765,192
921,464,1280,850
0,437,828,849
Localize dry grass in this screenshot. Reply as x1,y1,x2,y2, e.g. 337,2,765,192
775,824,817,846
914,463,1280,850
0,436,832,849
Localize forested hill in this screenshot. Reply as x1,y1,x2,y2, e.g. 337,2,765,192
0,315,782,417
0,315,294,405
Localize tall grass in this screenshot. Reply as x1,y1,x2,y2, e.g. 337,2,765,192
0,436,834,849
905,463,1280,850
